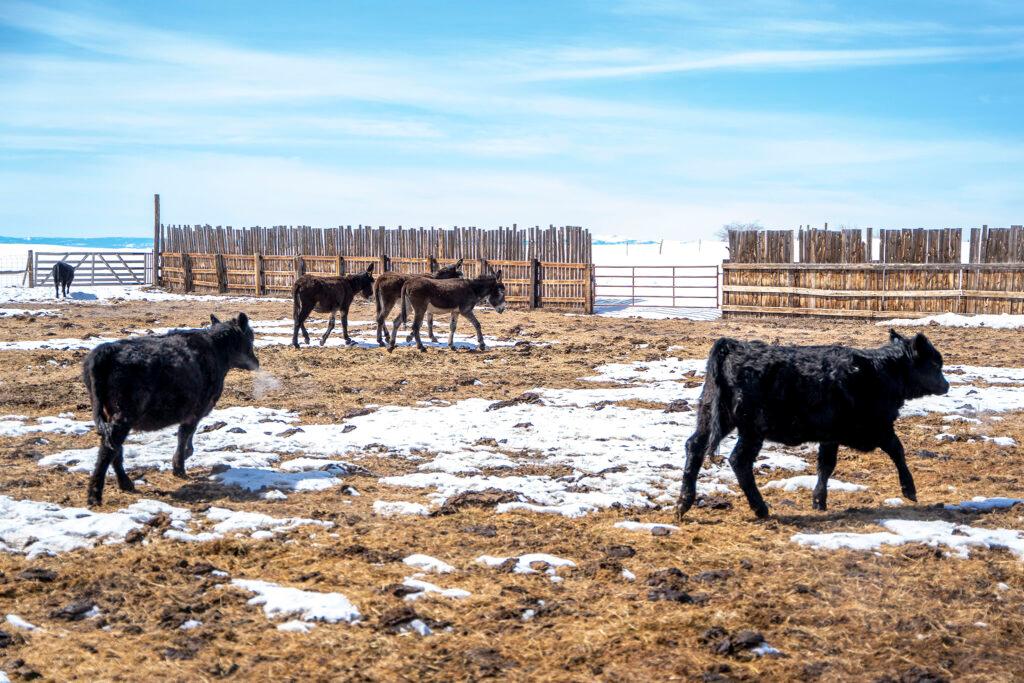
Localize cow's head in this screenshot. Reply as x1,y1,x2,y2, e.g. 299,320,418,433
211,313,260,371
890,329,948,398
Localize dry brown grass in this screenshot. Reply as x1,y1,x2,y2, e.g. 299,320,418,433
1,298,1023,682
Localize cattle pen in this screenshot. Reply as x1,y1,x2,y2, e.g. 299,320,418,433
722,225,1024,319
156,222,595,313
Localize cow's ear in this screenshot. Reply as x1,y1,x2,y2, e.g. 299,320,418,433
912,332,935,357
366,263,374,273
210,314,221,326
888,328,905,344
237,312,250,330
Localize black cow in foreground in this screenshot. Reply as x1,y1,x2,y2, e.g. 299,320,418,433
82,313,259,506
676,330,949,520
52,261,75,298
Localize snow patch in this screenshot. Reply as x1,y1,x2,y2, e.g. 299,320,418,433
764,476,867,493
231,579,361,624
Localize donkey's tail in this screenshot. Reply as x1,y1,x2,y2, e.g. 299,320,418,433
84,343,116,442
700,337,738,457
398,283,410,327
373,279,385,320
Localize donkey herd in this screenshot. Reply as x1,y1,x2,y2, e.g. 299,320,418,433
70,260,953,522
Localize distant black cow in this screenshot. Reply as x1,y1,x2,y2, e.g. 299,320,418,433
52,261,75,298
82,313,259,506
676,330,950,519
291,266,375,348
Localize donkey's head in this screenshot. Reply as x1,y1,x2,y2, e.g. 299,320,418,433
485,270,506,313
435,258,463,280
348,263,375,299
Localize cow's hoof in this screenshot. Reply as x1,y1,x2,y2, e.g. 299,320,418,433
448,345,456,351
387,346,395,353
417,346,427,352
753,505,770,519
902,489,917,502
477,345,487,352
675,497,694,521
812,499,827,511
172,469,188,480
119,481,137,493
87,496,102,508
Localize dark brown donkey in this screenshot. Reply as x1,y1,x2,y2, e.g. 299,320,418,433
389,271,506,352
291,265,375,348
373,259,464,346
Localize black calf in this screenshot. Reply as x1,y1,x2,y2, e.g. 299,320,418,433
676,330,949,519
82,313,259,505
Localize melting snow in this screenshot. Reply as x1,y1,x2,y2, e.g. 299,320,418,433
945,497,1024,513
793,519,1024,559
476,553,576,576
230,579,361,623
404,554,456,574
764,476,867,493
613,521,679,533
880,313,1024,330
401,576,471,601
373,500,430,517
5,615,39,631
0,308,58,318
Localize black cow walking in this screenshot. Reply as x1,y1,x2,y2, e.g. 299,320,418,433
82,313,259,506
52,261,75,298
676,330,949,519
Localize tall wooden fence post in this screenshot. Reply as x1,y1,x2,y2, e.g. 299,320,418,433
26,250,34,288
181,253,194,293
379,255,389,274
583,264,594,314
153,194,161,286
215,254,227,293
254,253,263,296
335,255,343,276
429,255,438,273
478,257,488,276
294,255,305,284
528,258,539,310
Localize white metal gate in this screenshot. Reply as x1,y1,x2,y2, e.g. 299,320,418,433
34,252,153,287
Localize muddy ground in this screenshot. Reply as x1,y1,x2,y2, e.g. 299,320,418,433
1,295,1023,682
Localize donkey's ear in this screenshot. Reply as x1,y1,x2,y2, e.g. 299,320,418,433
366,263,374,273
455,258,463,267
888,328,905,344
210,314,221,326
237,312,250,330
494,269,502,281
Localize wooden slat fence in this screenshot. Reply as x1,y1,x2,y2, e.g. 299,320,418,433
161,224,591,263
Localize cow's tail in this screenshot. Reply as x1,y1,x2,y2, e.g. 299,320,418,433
291,281,301,322
84,344,116,443
700,337,738,457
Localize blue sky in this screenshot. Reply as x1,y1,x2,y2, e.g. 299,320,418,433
1,0,1023,239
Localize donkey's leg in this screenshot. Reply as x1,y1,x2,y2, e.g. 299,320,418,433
411,307,427,352
171,421,199,478
427,313,439,343
729,432,769,518
463,310,485,351
87,422,129,506
880,429,916,502
341,308,354,345
320,313,336,346
388,313,404,352
448,312,458,350
376,299,393,347
812,442,839,511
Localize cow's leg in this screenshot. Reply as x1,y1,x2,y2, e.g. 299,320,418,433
676,400,733,519
87,422,129,506
880,430,916,502
448,312,458,350
55,281,59,299
411,307,427,352
171,421,198,478
112,444,135,493
320,312,336,346
812,442,839,511
729,433,769,518
464,310,485,351
293,305,313,348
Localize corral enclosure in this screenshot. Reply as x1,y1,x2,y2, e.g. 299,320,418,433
724,225,1024,318
159,223,595,313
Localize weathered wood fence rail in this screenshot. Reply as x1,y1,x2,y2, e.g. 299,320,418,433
723,226,1024,318
158,224,594,312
